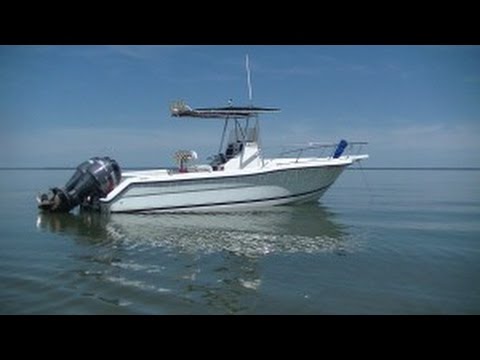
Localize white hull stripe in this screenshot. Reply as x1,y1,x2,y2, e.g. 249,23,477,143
122,184,251,199
113,183,332,213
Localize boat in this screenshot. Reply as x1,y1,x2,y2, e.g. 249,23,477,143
37,58,368,214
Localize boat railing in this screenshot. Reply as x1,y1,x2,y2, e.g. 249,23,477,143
273,141,368,163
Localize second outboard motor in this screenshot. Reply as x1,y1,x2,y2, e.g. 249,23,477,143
37,157,121,213
333,139,348,159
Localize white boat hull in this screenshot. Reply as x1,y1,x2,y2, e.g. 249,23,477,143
100,164,347,213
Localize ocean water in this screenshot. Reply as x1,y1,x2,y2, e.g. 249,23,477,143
0,169,479,314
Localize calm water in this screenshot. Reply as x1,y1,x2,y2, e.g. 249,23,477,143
0,169,479,314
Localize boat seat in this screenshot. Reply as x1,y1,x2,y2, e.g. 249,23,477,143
225,141,244,160
210,153,227,171
219,153,227,163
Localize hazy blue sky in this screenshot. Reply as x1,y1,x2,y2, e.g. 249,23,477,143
1,45,479,168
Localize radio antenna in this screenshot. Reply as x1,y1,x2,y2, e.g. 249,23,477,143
246,54,253,105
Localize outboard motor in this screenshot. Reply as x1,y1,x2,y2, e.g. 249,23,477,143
333,139,348,159
37,157,121,213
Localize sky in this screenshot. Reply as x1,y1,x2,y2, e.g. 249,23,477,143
1,45,479,168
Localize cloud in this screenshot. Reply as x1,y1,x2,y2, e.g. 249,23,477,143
107,45,152,60
2,120,480,168
56,45,194,64
385,123,480,151
464,75,480,84
106,45,194,60
260,61,372,78
263,66,324,77
173,72,241,83
0,126,220,168
261,119,480,167
316,55,337,63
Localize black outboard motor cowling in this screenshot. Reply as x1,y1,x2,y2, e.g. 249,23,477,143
38,157,121,213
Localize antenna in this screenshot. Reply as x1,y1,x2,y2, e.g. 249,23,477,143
246,54,253,105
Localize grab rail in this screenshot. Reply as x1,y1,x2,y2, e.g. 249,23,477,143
277,141,368,163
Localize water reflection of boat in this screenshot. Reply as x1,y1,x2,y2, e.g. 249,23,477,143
36,204,352,257
36,205,356,313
